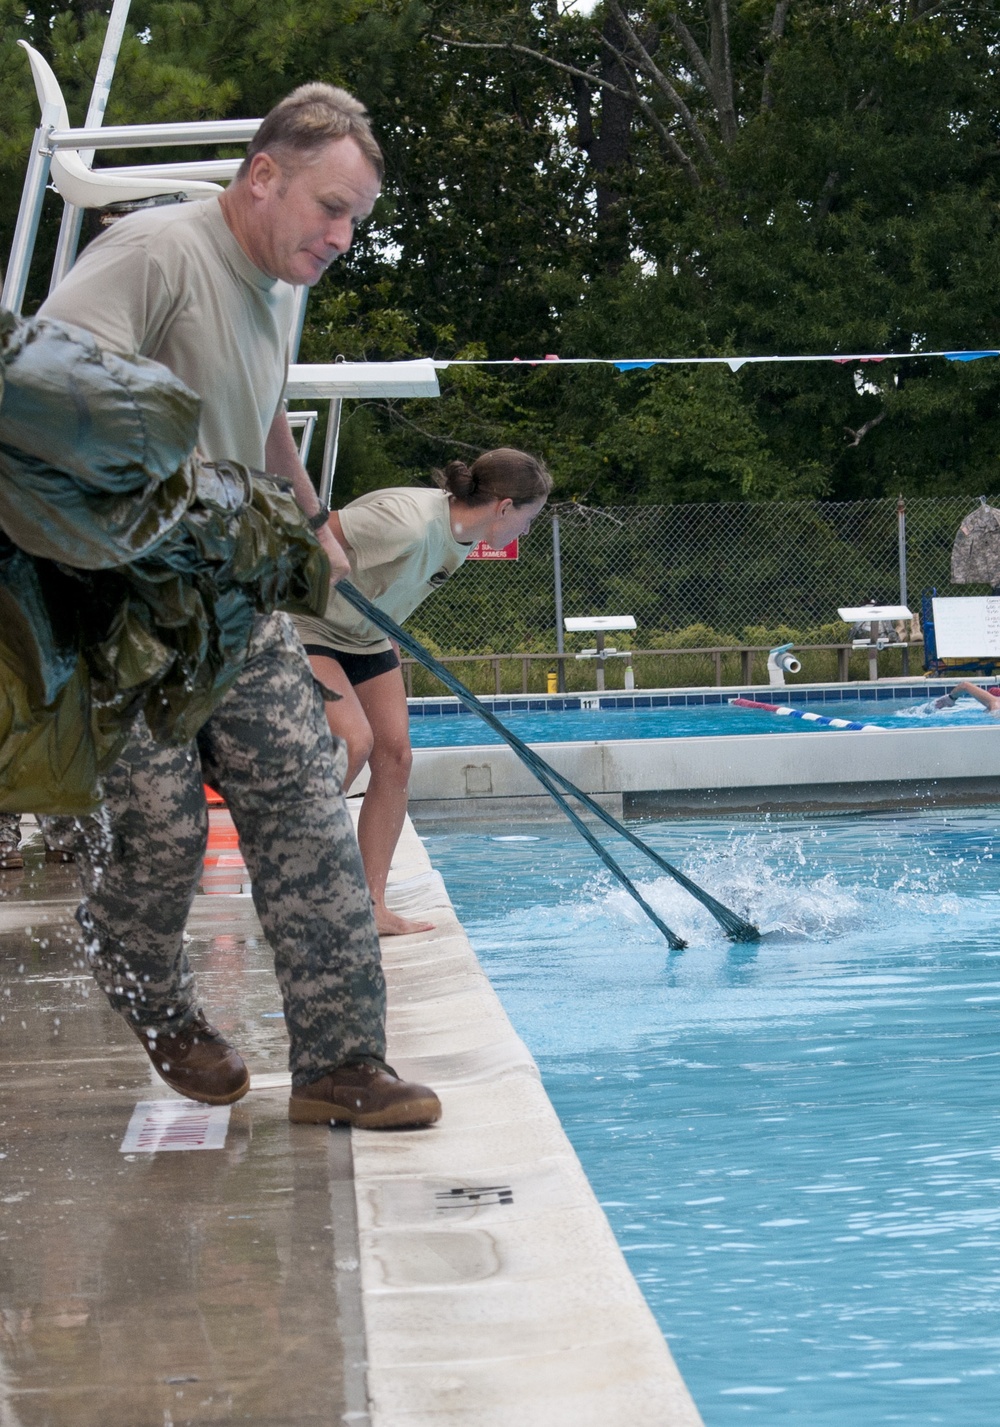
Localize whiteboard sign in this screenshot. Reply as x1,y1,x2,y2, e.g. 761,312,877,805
931,597,1000,657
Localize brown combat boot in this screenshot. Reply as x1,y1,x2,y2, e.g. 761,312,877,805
0,845,24,870
135,1010,249,1105
289,1060,441,1129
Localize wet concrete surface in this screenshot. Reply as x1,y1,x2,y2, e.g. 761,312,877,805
0,820,366,1427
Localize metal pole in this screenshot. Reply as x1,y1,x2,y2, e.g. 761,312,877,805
288,285,309,362
47,119,261,150
49,201,85,292
552,513,566,692
1,108,59,314
898,494,909,676
317,398,343,508
49,0,133,289
80,0,133,164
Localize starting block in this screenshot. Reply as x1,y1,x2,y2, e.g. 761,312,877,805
564,615,637,691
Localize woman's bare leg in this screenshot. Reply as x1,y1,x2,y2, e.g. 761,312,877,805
355,665,434,936
307,654,373,790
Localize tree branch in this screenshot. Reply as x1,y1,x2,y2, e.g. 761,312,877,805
435,24,708,187
604,1,719,172
844,411,887,447
663,5,737,145
770,0,792,44
706,0,737,144
569,72,596,153
431,34,641,111
906,0,959,21
761,0,790,112
665,11,716,99
613,46,703,185
380,403,487,454
813,169,839,225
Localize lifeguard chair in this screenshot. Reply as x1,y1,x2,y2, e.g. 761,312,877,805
4,3,440,506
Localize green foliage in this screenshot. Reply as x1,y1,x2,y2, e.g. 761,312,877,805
397,615,917,697
3,0,1000,508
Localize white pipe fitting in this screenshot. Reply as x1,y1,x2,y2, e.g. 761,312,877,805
767,643,802,687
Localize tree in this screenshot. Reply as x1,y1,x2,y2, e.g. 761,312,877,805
3,0,999,504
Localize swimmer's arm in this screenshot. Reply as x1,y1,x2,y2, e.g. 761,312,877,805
265,410,350,583
958,682,1000,712
940,681,1000,712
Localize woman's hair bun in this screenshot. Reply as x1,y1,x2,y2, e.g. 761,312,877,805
431,460,475,498
444,460,474,498
433,449,551,508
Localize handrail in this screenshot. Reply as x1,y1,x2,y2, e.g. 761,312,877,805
46,119,261,152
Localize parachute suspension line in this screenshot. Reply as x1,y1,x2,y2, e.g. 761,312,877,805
335,581,760,947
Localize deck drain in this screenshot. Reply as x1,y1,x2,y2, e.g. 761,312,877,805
435,1184,514,1210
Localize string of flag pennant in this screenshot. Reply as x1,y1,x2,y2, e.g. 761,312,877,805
433,348,1000,372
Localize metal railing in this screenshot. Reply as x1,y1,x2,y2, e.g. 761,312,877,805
3,103,260,314
406,494,991,671
401,639,928,697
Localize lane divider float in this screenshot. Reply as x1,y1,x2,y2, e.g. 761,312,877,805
729,697,884,732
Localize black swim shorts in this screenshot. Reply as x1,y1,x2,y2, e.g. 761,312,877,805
302,643,401,687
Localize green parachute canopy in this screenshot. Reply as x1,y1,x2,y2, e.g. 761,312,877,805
0,311,328,814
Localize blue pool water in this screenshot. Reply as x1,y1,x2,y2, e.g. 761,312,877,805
424,809,1000,1425
408,694,1000,747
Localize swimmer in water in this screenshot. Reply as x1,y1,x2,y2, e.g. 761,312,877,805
934,681,1000,714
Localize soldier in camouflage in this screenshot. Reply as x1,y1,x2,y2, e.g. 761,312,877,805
0,812,75,871
0,813,21,869
35,82,442,1129
50,615,388,1087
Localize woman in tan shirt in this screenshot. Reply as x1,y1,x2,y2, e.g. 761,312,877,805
293,448,551,935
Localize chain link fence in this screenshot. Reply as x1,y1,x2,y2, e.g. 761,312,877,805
404,494,994,693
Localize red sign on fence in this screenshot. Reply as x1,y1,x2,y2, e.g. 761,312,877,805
466,538,519,561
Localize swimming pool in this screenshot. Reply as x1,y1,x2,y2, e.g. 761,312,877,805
407,687,994,748
424,809,1000,1425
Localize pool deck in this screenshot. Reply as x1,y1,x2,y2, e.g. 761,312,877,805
0,811,701,1427
404,677,1000,818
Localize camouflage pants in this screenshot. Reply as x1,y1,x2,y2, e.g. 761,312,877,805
0,813,62,854
45,612,386,1086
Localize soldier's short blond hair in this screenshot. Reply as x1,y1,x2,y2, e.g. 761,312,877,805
239,82,383,181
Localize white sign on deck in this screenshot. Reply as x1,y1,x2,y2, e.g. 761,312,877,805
931,597,1000,657
120,1099,231,1153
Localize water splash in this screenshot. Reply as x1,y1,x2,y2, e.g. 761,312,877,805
566,825,992,948
892,698,998,724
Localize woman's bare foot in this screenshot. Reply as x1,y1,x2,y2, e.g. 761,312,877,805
374,906,436,937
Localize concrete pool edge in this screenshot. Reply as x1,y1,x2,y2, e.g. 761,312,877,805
358,815,704,1427
406,722,1000,818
